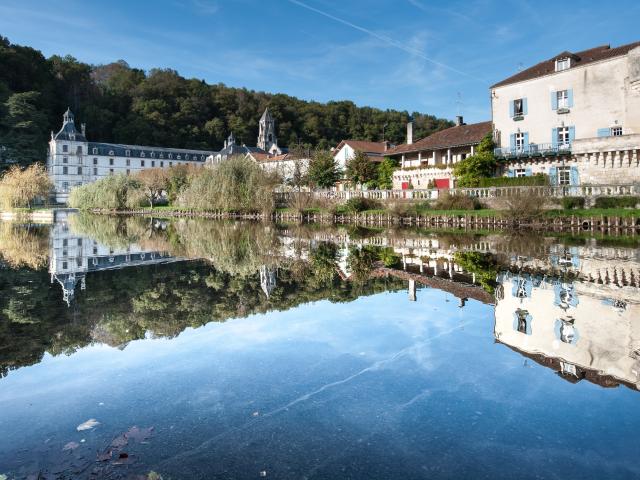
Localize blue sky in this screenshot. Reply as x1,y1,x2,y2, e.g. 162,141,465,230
1,0,639,123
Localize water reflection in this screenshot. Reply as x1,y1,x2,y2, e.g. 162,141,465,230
1,216,640,478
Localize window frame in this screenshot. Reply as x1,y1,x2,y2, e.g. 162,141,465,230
611,126,623,136
555,58,570,72
557,90,569,109
557,166,571,185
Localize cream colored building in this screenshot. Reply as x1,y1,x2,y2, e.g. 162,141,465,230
492,41,640,185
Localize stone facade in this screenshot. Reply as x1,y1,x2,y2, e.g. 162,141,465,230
47,109,215,203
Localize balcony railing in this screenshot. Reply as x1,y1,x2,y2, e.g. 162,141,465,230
494,142,572,159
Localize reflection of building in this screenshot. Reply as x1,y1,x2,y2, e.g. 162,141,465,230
49,214,180,305
495,271,640,390
260,265,277,298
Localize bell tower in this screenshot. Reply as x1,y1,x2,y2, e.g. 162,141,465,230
257,108,277,152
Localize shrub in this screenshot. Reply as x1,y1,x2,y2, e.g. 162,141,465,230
562,196,585,210
504,189,548,220
178,156,279,214
478,174,547,187
342,197,382,213
0,163,52,209
594,196,640,209
68,174,141,210
433,192,481,211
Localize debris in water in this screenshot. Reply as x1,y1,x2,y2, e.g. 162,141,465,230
125,426,154,443
252,411,260,417
63,441,80,451
76,419,100,431
260,470,267,477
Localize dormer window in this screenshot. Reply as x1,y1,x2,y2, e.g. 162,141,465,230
109,150,114,156
63,145,68,153
140,151,145,158
150,152,155,158
556,57,570,72
125,149,131,157
93,148,98,154
176,155,181,160
159,153,164,159
167,153,172,159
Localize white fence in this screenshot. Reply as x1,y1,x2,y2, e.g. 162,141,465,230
275,184,640,203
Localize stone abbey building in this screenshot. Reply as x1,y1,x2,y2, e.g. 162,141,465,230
47,107,288,203
47,109,217,203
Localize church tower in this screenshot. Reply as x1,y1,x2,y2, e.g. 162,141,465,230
257,108,278,152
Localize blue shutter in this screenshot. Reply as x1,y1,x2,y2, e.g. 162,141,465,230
551,128,558,148
510,133,516,151
551,91,558,110
549,166,558,185
507,169,515,177
597,128,611,137
570,166,580,186
568,126,575,143
523,98,528,115
523,132,529,150
525,167,533,177
509,100,515,117
567,89,574,108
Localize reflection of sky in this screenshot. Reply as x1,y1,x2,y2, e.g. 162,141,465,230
1,289,639,479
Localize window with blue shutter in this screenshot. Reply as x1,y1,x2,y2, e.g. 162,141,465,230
523,98,528,115
551,91,558,110
549,166,558,185
568,126,575,143
525,167,533,176
509,100,515,117
507,169,515,177
597,128,611,137
570,166,579,186
551,128,558,148
567,89,574,108
510,133,516,151
523,132,529,149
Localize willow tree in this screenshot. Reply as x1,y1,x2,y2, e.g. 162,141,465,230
0,163,52,209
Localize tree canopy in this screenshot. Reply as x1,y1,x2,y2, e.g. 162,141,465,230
0,35,453,170
452,133,497,187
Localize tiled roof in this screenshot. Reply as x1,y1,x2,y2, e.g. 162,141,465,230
334,140,389,155
491,41,640,88
387,121,492,155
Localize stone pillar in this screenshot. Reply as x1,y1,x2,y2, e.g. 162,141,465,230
471,145,475,155
408,279,416,302
447,148,452,165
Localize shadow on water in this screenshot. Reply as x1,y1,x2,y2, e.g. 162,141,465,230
0,213,639,479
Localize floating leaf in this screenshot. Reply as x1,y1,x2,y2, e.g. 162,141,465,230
76,418,100,431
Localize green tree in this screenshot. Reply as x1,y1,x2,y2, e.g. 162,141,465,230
307,150,339,188
452,133,497,187
346,150,377,189
376,157,398,190
0,92,48,166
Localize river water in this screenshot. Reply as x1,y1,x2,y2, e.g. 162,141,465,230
1,213,639,479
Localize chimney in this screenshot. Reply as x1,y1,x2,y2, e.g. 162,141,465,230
383,140,390,152
455,115,464,126
407,121,413,145
81,123,86,136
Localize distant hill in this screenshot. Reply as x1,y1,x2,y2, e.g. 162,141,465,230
0,35,453,167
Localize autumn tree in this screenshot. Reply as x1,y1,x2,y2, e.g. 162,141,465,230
0,163,52,209
135,168,169,208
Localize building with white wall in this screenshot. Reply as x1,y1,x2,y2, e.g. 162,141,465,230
389,118,491,190
47,109,217,203
492,41,640,185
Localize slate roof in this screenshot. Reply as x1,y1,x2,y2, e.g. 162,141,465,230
491,41,640,89
387,121,492,156
249,152,291,163
53,109,87,142
88,142,216,162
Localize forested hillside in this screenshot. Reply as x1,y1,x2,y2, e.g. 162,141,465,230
0,35,452,167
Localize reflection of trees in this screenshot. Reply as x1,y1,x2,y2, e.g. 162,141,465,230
0,223,49,269
1,255,406,377
347,246,379,283
453,251,498,294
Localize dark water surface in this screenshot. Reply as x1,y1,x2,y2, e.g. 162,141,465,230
1,214,639,479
